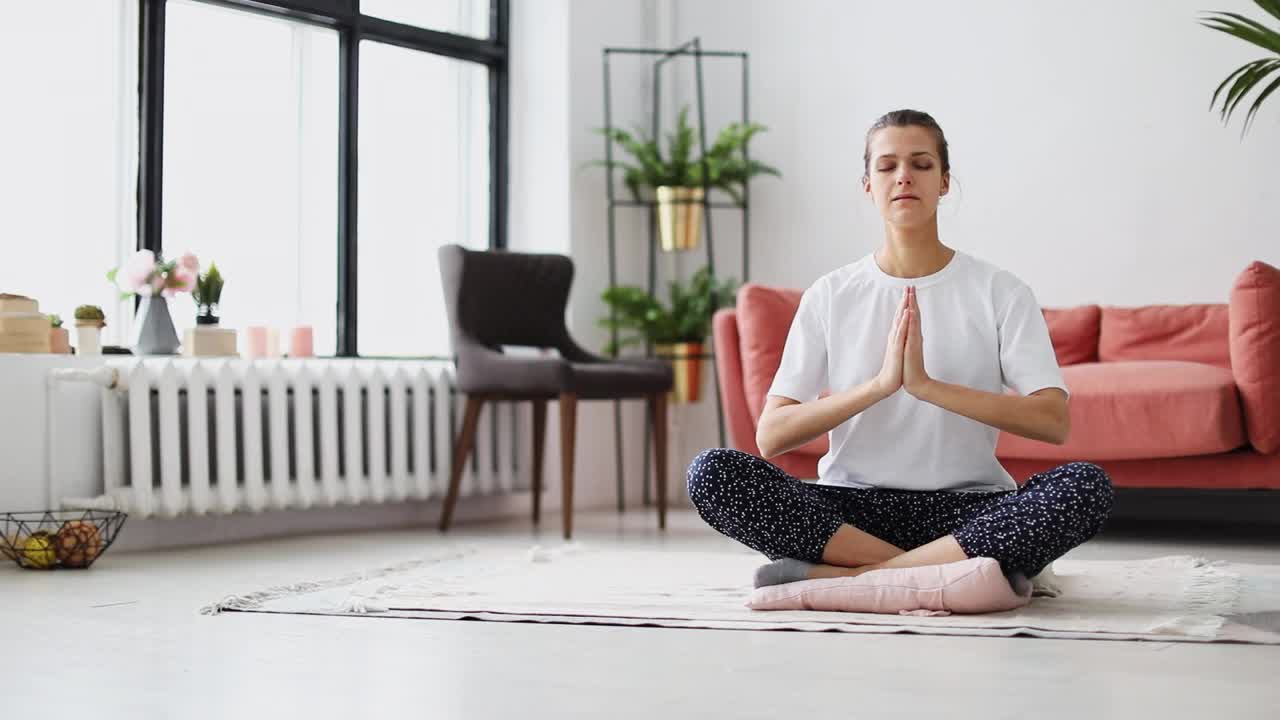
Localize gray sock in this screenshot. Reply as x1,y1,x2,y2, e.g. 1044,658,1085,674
754,558,815,588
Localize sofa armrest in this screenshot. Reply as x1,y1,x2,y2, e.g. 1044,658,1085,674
1228,261,1280,454
712,308,764,455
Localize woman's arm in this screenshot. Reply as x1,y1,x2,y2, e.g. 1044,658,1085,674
756,381,893,459
913,381,1070,444
901,285,1070,444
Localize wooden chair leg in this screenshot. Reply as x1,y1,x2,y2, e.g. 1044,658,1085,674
531,399,547,526
439,395,484,532
650,391,668,531
559,392,578,540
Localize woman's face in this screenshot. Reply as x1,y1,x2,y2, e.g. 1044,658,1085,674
863,125,949,228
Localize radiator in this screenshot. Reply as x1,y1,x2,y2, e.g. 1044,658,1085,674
58,359,523,518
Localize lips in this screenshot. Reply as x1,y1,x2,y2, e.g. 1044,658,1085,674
892,194,919,202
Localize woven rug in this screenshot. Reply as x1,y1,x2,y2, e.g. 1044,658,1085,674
201,545,1280,644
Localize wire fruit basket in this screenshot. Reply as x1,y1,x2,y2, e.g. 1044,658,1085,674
0,510,127,570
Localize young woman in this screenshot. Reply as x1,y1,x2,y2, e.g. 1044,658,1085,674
687,109,1113,589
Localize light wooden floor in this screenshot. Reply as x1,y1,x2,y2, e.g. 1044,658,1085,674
2,507,1278,719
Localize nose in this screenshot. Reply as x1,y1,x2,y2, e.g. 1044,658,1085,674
896,169,913,186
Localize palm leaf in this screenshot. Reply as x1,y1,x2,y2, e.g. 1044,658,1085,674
1224,60,1280,124
1210,58,1271,110
1244,73,1280,132
1200,13,1280,54
1256,0,1280,24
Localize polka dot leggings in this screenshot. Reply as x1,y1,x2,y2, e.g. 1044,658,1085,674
686,448,1114,578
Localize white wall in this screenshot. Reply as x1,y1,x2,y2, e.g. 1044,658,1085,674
669,0,1280,306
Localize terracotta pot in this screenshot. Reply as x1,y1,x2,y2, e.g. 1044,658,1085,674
49,327,71,354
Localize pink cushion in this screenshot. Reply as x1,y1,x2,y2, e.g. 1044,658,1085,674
1229,261,1280,454
996,360,1246,461
746,557,1031,615
1042,305,1100,366
1099,304,1230,369
735,284,829,456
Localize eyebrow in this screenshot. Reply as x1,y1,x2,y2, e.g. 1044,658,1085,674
875,152,935,161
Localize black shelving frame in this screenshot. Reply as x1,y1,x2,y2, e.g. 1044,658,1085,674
601,39,751,510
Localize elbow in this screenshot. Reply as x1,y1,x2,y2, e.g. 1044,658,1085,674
755,425,780,459
1048,411,1071,445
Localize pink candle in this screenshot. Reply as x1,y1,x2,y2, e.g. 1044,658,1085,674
244,325,269,359
288,325,314,358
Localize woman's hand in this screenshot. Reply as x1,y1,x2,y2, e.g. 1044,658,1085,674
903,285,933,395
873,288,910,398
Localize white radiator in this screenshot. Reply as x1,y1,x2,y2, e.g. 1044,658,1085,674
59,359,523,518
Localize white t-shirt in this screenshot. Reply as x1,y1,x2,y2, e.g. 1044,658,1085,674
767,249,1067,493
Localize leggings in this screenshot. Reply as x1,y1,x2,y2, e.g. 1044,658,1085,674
686,448,1114,578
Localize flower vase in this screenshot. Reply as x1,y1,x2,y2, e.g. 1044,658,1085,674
131,296,180,355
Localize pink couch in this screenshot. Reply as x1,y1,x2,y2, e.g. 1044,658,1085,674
712,261,1280,490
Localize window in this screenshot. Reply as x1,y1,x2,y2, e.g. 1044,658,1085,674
163,0,340,354
2,0,505,357
361,0,490,39
356,41,490,357
0,1,138,345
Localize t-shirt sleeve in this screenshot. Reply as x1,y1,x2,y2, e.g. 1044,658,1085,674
766,284,828,403
998,283,1069,398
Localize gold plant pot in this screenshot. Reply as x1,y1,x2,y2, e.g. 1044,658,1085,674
655,341,703,404
655,186,704,252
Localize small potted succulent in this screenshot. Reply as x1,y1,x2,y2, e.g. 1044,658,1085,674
48,314,71,354
73,305,106,356
192,263,224,326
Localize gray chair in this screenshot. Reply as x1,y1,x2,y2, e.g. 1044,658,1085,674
437,244,674,539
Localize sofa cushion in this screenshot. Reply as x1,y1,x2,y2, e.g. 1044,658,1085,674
995,360,1246,461
1042,305,1100,366
1229,261,1280,454
736,284,828,456
1099,304,1230,369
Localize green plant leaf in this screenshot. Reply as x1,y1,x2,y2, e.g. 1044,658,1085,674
1255,0,1280,24
1223,60,1280,124
1244,72,1280,132
1201,13,1280,54
1211,59,1269,110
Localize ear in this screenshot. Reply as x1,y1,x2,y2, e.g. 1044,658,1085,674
862,174,872,195
939,173,951,198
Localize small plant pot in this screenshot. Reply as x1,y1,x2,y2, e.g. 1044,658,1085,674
655,186,704,252
654,341,703,404
74,322,104,356
49,327,71,354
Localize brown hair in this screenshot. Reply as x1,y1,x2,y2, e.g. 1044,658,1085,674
862,109,951,182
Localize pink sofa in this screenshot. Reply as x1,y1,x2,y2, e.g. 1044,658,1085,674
712,261,1280,490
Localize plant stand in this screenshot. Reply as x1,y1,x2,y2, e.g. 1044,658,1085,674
601,39,753,511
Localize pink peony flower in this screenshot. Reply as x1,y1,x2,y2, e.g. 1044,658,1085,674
120,250,156,292
177,252,199,273
172,267,197,294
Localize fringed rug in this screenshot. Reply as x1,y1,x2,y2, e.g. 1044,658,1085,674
201,545,1280,644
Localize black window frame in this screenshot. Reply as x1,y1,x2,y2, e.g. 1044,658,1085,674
137,0,509,357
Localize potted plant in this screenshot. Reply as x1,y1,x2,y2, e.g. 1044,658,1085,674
594,106,780,251
48,314,70,354
72,305,105,357
598,267,738,403
192,263,225,326
1202,2,1280,135
107,250,198,355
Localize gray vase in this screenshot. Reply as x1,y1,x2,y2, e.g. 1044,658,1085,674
132,296,181,355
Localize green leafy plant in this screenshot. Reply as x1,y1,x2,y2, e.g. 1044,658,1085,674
193,263,224,311
598,267,738,355
49,314,63,328
1202,1,1280,135
593,106,780,205
74,305,105,322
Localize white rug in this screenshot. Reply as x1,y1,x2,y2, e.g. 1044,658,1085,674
201,545,1280,644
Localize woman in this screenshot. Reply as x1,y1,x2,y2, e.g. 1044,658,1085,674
687,109,1113,589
